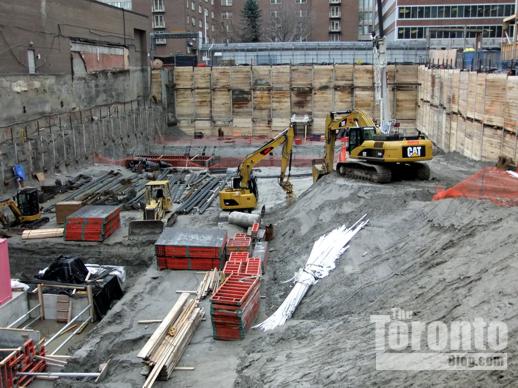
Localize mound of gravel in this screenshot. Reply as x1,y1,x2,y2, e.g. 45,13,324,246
236,172,518,386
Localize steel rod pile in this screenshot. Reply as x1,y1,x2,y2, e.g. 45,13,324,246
138,293,204,388
174,175,224,215
254,215,369,331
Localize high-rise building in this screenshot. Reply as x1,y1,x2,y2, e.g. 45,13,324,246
376,0,516,47
217,0,372,43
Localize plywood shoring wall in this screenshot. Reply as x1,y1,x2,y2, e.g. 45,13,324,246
173,64,419,136
417,66,518,162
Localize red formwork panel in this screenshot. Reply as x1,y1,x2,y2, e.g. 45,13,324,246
228,252,249,262
234,233,248,240
0,340,47,388
157,257,222,271
65,205,121,242
211,275,260,306
242,258,262,277
226,238,251,256
251,223,260,237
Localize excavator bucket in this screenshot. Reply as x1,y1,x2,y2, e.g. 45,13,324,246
128,220,164,241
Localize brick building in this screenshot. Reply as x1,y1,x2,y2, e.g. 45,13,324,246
218,0,372,43
376,0,516,47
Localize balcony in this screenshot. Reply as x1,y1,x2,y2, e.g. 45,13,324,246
155,38,167,45
152,22,166,28
329,25,341,32
329,0,341,4
152,5,165,12
329,11,341,18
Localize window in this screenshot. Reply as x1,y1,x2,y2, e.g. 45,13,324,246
431,6,437,18
329,33,340,41
222,11,232,19
299,9,304,17
296,0,306,3
411,7,417,18
192,1,195,10
221,0,232,5
424,7,430,18
271,0,280,4
199,20,203,27
212,24,215,31
199,5,202,13
153,14,165,28
152,0,164,12
272,10,278,18
398,7,409,19
330,6,340,17
192,18,196,26
330,20,340,31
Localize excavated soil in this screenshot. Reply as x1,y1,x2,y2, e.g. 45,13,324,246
236,155,518,387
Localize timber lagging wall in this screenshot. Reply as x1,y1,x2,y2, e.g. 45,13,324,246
417,66,518,161
173,64,419,136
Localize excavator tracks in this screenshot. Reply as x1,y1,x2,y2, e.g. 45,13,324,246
336,161,430,183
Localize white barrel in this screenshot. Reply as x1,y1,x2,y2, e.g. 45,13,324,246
228,211,260,227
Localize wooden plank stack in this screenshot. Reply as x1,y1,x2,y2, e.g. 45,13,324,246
210,274,261,341
139,293,204,387
64,205,120,242
155,227,227,270
196,269,221,301
22,228,64,240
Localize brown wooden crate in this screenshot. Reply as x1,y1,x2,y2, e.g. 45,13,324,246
56,201,83,225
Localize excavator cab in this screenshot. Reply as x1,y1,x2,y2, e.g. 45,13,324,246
0,187,47,228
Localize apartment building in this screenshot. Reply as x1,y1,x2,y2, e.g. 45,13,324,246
218,0,372,42
376,0,516,47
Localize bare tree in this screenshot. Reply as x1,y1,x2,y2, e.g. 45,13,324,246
262,3,311,42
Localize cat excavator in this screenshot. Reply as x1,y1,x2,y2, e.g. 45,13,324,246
219,125,295,211
312,110,433,183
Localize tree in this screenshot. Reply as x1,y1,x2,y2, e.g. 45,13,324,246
263,3,311,42
241,0,261,42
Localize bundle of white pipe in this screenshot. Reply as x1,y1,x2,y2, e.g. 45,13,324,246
228,211,261,227
254,215,369,332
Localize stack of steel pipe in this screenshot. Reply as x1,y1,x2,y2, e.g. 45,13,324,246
175,176,223,215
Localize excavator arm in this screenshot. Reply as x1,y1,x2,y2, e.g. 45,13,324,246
313,110,376,181
220,124,295,210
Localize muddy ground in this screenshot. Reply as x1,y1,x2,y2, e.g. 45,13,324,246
9,151,518,387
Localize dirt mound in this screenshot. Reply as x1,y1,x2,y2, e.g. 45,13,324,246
236,173,518,386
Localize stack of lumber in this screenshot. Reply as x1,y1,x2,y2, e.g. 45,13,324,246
155,228,227,270
22,228,64,240
210,274,261,340
139,293,204,387
196,269,221,300
55,201,83,224
64,206,120,242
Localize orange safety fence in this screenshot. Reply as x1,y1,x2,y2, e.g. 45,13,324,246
433,167,518,207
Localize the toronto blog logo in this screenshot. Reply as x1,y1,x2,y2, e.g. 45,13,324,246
370,308,507,370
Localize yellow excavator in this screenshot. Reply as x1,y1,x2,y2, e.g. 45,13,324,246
0,188,48,228
219,125,295,211
312,110,433,183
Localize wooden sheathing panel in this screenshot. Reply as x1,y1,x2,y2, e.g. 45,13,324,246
484,74,506,128
178,120,194,134
395,64,418,84
502,131,517,160
254,121,272,136
291,66,313,87
395,89,417,120
194,120,212,132
291,87,312,115
431,70,441,106
440,70,450,109
450,70,460,113
481,126,504,161
458,71,469,114
353,65,373,88
355,90,375,116
252,66,271,88
231,67,251,90
193,67,211,89
449,114,458,153
212,90,231,120
175,90,194,119
313,117,326,134
174,68,193,89
272,118,288,131
233,117,252,135
466,72,478,119
252,90,271,120
454,115,465,155
194,89,211,119
334,64,353,86
211,67,231,89
334,87,353,111
313,66,334,88
474,73,486,122
232,90,251,116
441,111,451,151
271,90,290,118
313,89,333,119
504,76,518,133
470,120,484,160
270,66,290,89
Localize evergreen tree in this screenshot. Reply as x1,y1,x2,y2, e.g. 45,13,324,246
241,0,261,42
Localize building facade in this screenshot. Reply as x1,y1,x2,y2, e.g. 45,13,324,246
377,0,516,48
218,0,371,43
